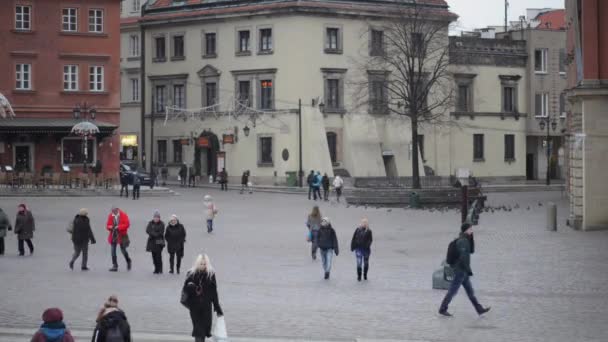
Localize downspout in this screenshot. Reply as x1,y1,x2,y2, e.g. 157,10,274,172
139,11,146,170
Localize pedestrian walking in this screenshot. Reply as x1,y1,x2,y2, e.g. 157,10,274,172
312,171,322,201
219,168,228,191
306,170,314,200
0,207,12,256
203,195,218,233
131,172,141,200
438,222,491,317
181,254,224,342
161,164,169,186
146,211,166,274
119,172,129,198
317,217,339,279
306,206,322,260
333,175,344,203
165,214,186,274
179,164,188,187
105,206,132,272
322,173,330,201
189,166,196,187
92,295,132,342
240,170,251,194
68,208,96,271
31,308,75,342
350,218,373,281
14,203,34,256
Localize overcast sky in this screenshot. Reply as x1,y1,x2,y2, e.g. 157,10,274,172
447,0,565,34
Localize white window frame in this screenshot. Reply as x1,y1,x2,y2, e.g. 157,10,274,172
63,65,78,91
535,92,549,118
534,48,548,74
89,66,104,92
62,8,78,32
129,34,140,57
88,9,103,33
257,135,274,166
15,5,31,31
130,78,139,102
15,63,32,90
560,92,567,118
132,0,140,13
259,28,273,53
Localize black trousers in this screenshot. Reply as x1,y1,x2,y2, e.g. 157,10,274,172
132,185,140,199
70,243,89,268
336,187,342,202
0,237,4,255
313,187,321,200
18,239,34,255
169,251,183,272
195,337,206,342
220,181,228,190
189,175,196,187
120,183,129,197
152,251,163,273
308,186,313,200
323,188,329,201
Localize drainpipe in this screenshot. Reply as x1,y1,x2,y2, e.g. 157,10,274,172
139,18,146,170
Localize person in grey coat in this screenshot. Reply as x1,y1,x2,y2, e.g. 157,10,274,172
317,217,339,280
69,208,96,271
14,203,34,256
0,207,12,256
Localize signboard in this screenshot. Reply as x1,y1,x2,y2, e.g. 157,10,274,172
222,134,234,144
217,152,225,173
180,138,190,146
198,136,210,147
120,135,138,147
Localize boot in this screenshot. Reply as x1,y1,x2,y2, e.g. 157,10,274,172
324,272,330,280
177,258,181,274
126,258,132,271
357,267,362,281
364,265,369,280
109,256,118,272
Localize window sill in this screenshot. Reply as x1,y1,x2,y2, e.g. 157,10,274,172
257,50,274,55
534,71,548,75
504,158,516,163
473,158,485,163
257,162,274,168
127,56,141,61
13,89,36,94
121,102,141,107
236,51,252,57
370,51,385,57
11,29,35,34
61,91,109,96
202,54,217,59
171,56,185,61
59,31,108,38
152,58,166,63
323,108,347,115
324,48,343,55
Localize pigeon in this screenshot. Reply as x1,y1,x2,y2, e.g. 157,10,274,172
538,202,543,207
527,206,530,210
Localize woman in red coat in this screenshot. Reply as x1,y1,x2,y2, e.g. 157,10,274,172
106,206,132,272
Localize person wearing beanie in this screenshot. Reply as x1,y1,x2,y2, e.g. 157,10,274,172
92,295,132,342
146,210,166,274
165,214,186,274
68,208,96,271
316,217,339,279
106,206,132,272
31,308,75,342
350,218,373,281
14,203,34,256
438,223,490,317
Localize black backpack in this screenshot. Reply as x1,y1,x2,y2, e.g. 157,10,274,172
446,238,460,266
105,325,125,342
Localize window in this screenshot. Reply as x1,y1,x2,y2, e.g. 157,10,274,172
534,49,548,73
259,136,273,165
559,49,566,74
502,86,515,112
205,82,217,107
238,81,250,105
457,85,470,111
157,140,167,164
326,79,340,110
238,30,250,53
259,28,273,52
172,140,183,163
15,64,31,90
473,134,484,161
155,85,166,113
133,0,140,12
326,28,340,52
369,77,388,114
129,35,140,57
417,134,425,161
504,134,515,161
411,32,424,56
15,5,31,31
535,93,549,117
89,66,104,92
173,84,185,108
173,35,185,59
88,9,103,33
205,33,216,56
62,8,77,32
63,65,78,91
154,36,166,61
370,29,384,56
560,92,567,118
326,132,337,164
62,138,94,165
260,80,273,110
130,78,139,101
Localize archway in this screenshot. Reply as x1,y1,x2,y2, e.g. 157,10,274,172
194,130,220,179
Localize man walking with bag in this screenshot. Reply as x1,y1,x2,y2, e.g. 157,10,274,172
106,206,132,272
68,208,96,271
438,223,490,317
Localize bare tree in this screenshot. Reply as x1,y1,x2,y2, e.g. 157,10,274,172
351,0,455,189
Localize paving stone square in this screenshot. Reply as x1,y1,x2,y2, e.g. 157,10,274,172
1,189,607,342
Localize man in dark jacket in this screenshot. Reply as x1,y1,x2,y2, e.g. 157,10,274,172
0,207,12,255
69,208,96,271
439,223,490,317
321,173,330,201
306,170,314,200
14,203,34,256
219,168,228,191
317,217,339,279
132,172,141,200
119,172,129,198
179,164,187,187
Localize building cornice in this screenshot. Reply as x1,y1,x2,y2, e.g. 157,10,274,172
230,68,277,75
58,53,111,61
148,73,189,80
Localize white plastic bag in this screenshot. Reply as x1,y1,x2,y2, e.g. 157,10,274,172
212,316,228,340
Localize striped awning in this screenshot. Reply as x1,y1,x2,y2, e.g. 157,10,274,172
0,118,117,134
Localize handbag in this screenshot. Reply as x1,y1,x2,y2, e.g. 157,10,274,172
180,287,190,308
67,221,74,234
121,233,130,248
212,316,228,340
306,230,312,242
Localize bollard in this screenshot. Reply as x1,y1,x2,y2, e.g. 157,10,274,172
547,202,557,231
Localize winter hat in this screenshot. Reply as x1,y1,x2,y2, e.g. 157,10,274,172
204,195,212,201
79,208,88,216
104,295,119,308
461,222,472,232
153,210,161,218
42,308,63,323
170,214,178,222
18,203,26,210
321,217,331,226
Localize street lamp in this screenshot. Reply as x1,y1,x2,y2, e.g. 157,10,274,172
71,102,99,173
538,116,557,186
243,125,250,137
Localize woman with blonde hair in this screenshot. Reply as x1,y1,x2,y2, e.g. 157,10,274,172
92,295,132,341
181,254,223,342
306,206,322,260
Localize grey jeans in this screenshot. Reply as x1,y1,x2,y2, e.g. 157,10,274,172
71,243,88,268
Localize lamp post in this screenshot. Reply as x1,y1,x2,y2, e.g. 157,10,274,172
71,102,98,173
538,116,557,186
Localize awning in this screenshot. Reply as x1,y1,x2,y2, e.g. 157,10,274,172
0,118,117,134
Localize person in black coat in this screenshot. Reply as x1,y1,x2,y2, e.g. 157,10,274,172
165,214,186,274
350,218,373,281
146,211,165,274
182,254,223,342
92,295,132,342
119,172,129,198
322,173,330,201
306,170,314,200
14,203,34,256
69,208,96,271
317,217,339,280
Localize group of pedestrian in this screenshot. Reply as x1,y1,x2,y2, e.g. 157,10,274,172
306,206,373,281
119,172,141,200
0,204,35,257
307,171,343,202
145,211,187,274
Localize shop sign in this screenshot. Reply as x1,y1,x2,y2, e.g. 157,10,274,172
120,135,138,147
198,137,210,147
222,134,234,144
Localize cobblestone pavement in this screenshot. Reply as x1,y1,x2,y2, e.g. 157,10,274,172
1,189,607,342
